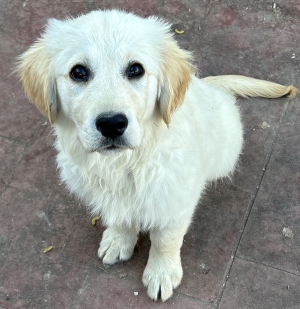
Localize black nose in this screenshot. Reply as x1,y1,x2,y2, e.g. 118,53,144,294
95,114,128,139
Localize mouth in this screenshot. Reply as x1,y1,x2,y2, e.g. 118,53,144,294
97,145,129,154
97,141,132,153
105,145,120,151
86,136,133,153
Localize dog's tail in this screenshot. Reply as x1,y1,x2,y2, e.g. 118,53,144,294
203,75,298,99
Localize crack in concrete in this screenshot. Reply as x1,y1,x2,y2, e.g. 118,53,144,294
73,274,90,309
215,101,290,308
235,256,300,278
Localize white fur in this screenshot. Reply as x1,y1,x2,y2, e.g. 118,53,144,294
17,10,296,302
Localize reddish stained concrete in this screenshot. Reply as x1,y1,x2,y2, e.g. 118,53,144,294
0,0,299,308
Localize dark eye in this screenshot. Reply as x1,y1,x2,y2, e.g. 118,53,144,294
70,65,89,82
127,63,144,79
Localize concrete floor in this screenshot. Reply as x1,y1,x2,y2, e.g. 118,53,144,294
0,0,299,308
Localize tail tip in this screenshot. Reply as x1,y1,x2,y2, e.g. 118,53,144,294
287,86,299,99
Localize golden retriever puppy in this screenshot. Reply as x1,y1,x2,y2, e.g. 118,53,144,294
17,10,297,302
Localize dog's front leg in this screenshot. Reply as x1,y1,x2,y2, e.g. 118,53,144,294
142,222,190,302
98,225,139,265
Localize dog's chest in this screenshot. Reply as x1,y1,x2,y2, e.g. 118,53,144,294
56,143,202,229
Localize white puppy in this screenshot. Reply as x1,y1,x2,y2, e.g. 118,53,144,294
17,10,297,302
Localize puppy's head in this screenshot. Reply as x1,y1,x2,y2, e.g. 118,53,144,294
17,10,193,152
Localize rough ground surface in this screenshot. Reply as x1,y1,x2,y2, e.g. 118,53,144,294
0,0,299,308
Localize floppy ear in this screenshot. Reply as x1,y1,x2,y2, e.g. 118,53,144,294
16,40,57,124
158,40,193,126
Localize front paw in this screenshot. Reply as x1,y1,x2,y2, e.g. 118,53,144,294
98,226,138,265
142,251,183,302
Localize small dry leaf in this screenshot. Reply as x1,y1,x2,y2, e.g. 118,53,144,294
91,216,100,226
175,29,185,34
43,246,53,253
